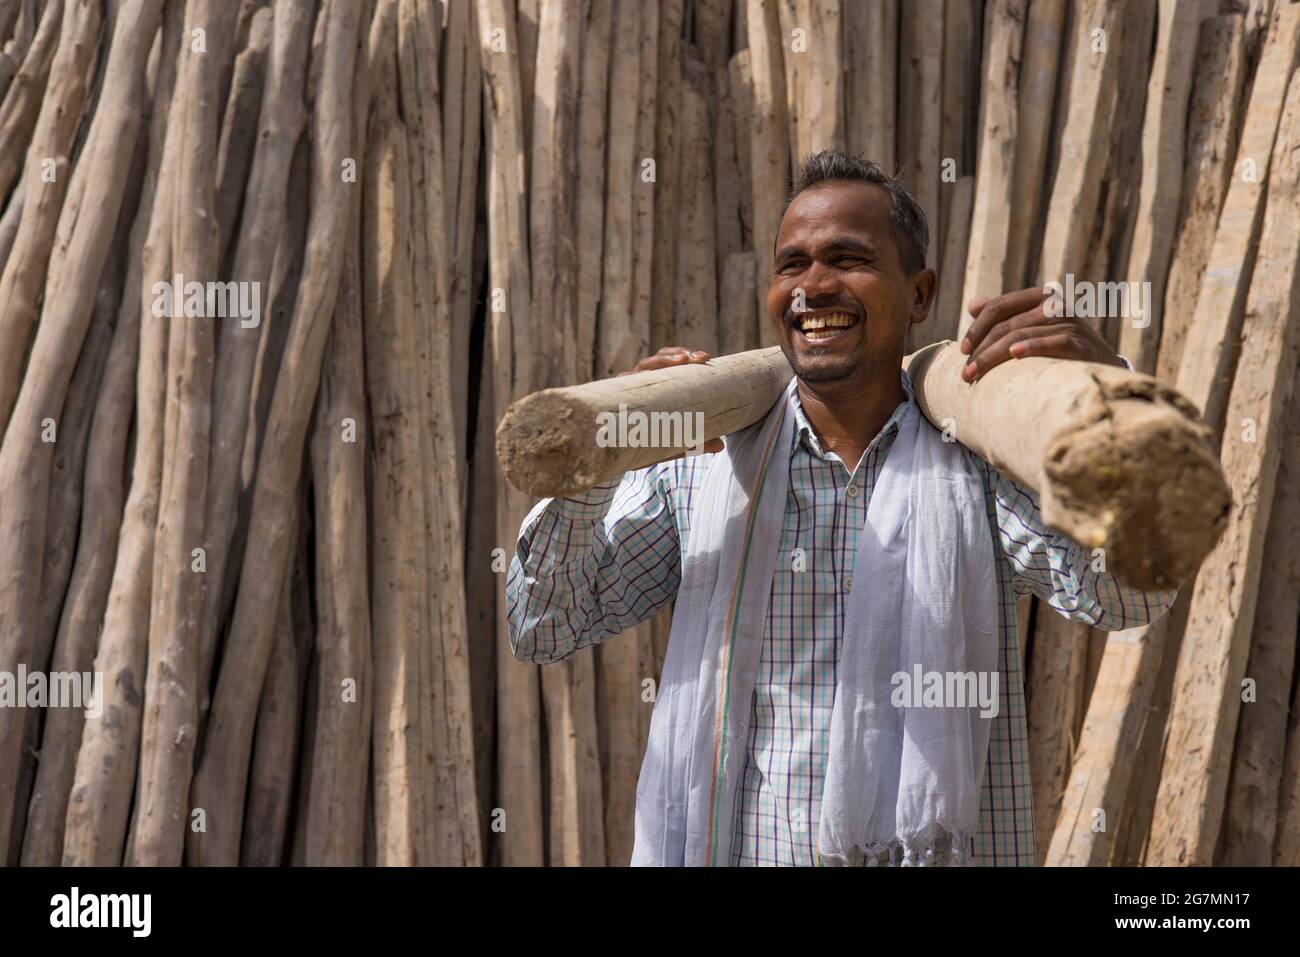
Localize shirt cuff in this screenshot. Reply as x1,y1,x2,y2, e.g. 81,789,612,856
554,478,622,521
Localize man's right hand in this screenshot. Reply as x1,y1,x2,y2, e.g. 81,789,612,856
621,345,712,376
620,346,723,453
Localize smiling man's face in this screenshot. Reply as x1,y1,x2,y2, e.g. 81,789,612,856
767,180,931,386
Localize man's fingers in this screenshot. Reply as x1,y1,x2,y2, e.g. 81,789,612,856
966,309,1047,372
962,322,1071,381
960,286,1049,355
625,346,712,375
1007,333,1077,360
966,296,989,318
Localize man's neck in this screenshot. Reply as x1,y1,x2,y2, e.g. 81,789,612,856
795,365,906,472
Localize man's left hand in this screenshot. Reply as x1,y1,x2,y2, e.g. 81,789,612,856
959,286,1124,383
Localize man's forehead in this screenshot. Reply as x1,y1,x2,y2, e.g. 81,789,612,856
778,181,891,242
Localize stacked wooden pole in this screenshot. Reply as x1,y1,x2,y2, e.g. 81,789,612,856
1,0,1298,867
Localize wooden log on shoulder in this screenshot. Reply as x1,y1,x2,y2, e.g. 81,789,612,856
498,342,1228,591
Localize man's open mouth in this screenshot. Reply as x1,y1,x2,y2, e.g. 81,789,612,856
793,310,862,343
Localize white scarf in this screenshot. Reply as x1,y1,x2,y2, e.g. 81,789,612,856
630,377,1000,867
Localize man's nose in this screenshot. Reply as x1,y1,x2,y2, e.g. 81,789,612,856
794,260,843,304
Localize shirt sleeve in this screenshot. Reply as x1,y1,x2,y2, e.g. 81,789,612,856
505,463,684,664
992,467,1177,630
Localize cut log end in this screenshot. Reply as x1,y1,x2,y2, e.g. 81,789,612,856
496,390,615,499
1042,370,1231,590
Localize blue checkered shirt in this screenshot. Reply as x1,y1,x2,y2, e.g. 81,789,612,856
506,371,1177,866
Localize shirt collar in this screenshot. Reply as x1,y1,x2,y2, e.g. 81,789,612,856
790,369,916,461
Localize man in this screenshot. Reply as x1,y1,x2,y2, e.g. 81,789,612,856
506,150,1176,866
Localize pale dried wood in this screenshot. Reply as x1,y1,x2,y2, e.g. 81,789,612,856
802,0,843,153
128,0,239,867
960,0,1027,333
397,0,482,866
214,5,272,269
1173,3,1300,435
0,0,102,434
1148,66,1300,867
0,0,62,206
1084,0,1155,305
1222,360,1300,865
0,0,162,858
844,0,895,170
931,174,973,345
938,0,974,248
574,0,610,382
1155,13,1247,386
305,225,370,868
198,0,315,721
746,0,789,341
898,0,942,261
13,243,115,865
647,0,680,353
1027,608,1089,865
674,50,719,357
695,0,731,68
1117,0,1205,372
530,0,603,868
1036,0,1128,290
1005,0,1066,290
240,571,298,865
476,0,544,866
188,0,361,866
0,0,40,116
362,30,428,867
441,0,481,493
727,50,754,253
20,235,138,866
61,0,183,866
718,250,757,355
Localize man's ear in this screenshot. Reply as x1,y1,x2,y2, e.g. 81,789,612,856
910,267,938,324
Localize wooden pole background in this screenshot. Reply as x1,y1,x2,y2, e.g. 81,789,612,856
0,0,1297,866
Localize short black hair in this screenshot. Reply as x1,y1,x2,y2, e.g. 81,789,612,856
778,150,929,275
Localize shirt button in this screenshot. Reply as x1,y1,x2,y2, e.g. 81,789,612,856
846,483,859,497
843,576,853,593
